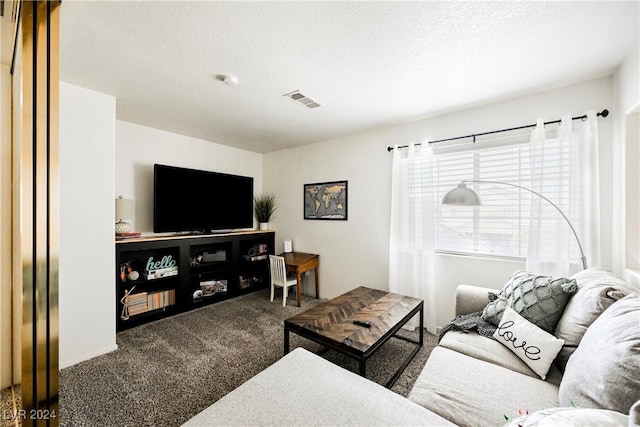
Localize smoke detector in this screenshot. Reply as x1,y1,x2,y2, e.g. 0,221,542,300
283,90,322,109
223,75,238,87
214,74,239,87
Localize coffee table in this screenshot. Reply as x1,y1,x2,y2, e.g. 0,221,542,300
284,286,423,388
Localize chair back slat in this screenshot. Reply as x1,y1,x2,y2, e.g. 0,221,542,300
269,255,288,286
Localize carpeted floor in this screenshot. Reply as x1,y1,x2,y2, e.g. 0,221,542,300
59,289,437,426
0,385,21,427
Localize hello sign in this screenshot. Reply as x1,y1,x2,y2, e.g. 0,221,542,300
145,255,177,271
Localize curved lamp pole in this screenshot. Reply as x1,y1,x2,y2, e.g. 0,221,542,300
442,180,587,270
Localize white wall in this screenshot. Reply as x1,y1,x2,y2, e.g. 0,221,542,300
59,82,117,368
264,77,614,330
115,121,263,234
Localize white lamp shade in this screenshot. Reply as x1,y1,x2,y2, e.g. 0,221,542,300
441,182,482,206
115,197,134,220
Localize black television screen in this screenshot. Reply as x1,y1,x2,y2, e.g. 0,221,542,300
153,164,254,233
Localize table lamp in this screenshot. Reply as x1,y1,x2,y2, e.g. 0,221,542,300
115,195,134,235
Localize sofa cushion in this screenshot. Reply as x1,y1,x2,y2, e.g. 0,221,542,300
441,331,534,378
630,399,640,426
440,331,562,385
409,347,559,427
505,407,628,426
493,307,564,380
183,347,455,426
559,293,640,414
482,270,577,333
553,267,635,371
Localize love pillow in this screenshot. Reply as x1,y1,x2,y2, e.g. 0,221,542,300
493,307,564,380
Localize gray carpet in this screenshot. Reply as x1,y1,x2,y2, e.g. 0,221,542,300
1,385,21,427
59,289,437,426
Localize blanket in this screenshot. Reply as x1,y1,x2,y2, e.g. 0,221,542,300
438,311,497,342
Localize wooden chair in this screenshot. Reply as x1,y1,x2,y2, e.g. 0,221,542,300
269,255,298,306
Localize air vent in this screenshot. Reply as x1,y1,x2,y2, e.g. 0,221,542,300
283,90,323,109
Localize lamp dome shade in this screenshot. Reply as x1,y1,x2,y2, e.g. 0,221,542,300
441,182,482,206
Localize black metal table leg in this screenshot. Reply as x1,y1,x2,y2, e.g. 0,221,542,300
284,325,290,355
419,306,424,346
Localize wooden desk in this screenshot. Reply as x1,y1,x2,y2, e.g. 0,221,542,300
279,252,319,307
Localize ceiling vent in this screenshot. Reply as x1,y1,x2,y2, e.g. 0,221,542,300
283,90,322,109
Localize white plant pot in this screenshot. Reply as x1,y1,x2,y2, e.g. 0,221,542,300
259,222,269,231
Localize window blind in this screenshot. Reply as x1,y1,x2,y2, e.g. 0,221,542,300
422,131,574,259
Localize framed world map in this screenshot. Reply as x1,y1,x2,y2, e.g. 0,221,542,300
303,180,348,220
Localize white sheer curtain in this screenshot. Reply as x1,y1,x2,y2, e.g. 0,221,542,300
389,142,438,333
526,110,601,277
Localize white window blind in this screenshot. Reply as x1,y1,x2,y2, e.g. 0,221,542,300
423,131,573,259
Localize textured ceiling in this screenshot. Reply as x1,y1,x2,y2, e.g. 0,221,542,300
60,1,639,154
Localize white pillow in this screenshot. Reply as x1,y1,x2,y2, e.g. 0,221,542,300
504,407,628,426
493,307,564,380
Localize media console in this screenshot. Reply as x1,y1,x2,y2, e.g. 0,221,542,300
115,230,275,331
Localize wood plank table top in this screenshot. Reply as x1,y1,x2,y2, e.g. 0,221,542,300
279,252,318,266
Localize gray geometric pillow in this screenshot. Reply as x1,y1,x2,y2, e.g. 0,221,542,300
482,270,577,333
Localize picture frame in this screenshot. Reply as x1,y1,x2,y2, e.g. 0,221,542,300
303,180,348,220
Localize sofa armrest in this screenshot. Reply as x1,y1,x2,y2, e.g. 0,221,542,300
183,348,455,426
455,284,501,316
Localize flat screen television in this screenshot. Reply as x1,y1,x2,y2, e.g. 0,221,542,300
153,164,254,233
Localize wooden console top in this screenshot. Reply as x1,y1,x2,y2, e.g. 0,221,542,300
116,229,273,244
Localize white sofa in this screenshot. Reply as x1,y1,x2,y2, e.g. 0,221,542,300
184,267,640,426
410,268,640,425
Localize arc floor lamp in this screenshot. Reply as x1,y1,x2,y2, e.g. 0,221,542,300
442,180,588,270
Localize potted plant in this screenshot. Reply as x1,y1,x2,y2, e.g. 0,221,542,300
254,193,277,230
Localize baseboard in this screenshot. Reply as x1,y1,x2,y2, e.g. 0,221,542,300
59,344,118,370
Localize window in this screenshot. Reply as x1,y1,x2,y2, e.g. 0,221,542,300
423,131,573,259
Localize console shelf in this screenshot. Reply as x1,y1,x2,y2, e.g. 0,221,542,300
116,230,275,331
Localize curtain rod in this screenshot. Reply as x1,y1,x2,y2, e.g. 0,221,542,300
386,108,609,152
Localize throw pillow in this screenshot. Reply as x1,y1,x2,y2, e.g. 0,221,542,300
505,407,628,427
482,270,577,333
559,293,640,414
553,267,635,371
493,307,564,380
